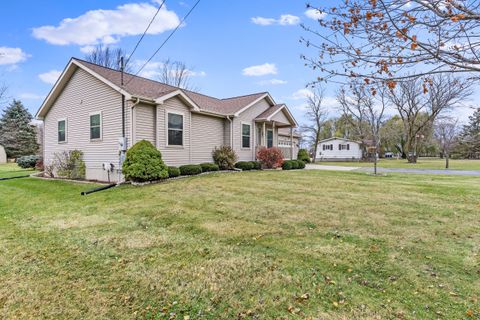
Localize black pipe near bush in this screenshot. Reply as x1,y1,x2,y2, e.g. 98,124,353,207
80,183,117,196
0,175,30,181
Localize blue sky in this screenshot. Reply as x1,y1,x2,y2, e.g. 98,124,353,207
0,0,475,124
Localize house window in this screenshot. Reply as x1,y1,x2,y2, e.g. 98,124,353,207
58,119,66,143
167,112,183,146
242,123,251,148
267,129,273,148
90,113,102,140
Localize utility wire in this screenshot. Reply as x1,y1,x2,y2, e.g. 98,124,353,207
124,0,201,87
125,0,166,66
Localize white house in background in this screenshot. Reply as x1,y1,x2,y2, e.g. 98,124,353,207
316,137,363,161
0,145,6,163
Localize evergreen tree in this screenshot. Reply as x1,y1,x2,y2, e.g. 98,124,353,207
457,108,480,159
0,100,38,158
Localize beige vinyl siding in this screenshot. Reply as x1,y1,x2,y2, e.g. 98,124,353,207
224,119,232,147
133,103,155,144
271,109,290,125
157,97,191,166
191,113,225,163
233,98,271,161
43,67,124,182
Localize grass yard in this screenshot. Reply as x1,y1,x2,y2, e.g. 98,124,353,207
0,162,36,179
1,165,479,319
317,157,480,171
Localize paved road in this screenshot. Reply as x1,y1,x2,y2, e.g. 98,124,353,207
305,164,480,176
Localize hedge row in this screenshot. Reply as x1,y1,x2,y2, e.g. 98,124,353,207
282,160,306,170
166,163,220,178
234,161,262,171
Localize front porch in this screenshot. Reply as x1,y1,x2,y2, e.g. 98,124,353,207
254,120,296,160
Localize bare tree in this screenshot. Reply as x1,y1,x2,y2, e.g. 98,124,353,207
84,44,131,72
157,58,198,90
337,82,387,174
300,87,327,162
388,75,471,163
301,1,480,85
434,118,458,169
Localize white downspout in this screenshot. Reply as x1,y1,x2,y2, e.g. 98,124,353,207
227,116,233,147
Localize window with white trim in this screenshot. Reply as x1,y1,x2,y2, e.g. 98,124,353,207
241,123,251,148
58,119,66,143
90,113,102,140
168,112,183,146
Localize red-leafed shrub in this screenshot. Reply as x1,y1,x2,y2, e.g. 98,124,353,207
256,147,284,169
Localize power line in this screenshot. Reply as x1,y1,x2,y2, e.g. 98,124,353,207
124,0,201,86
125,0,166,66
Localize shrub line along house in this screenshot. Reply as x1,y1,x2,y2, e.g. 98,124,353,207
36,58,299,182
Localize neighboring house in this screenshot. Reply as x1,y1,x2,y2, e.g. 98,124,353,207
316,137,363,161
0,145,6,164
36,58,298,182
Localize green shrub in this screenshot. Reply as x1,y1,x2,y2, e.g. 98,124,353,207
16,155,40,169
296,159,306,169
122,140,168,182
235,161,254,171
282,160,293,170
167,166,180,178
212,146,238,170
297,149,310,163
200,162,219,172
54,150,86,179
179,164,202,176
291,160,300,169
250,161,262,170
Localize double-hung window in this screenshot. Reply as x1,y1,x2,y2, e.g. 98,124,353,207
90,112,102,140
58,119,66,143
168,112,183,146
242,123,251,148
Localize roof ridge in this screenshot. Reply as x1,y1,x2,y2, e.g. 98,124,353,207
221,91,268,101
73,57,268,103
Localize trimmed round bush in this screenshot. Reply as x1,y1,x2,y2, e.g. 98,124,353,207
200,162,219,172
212,146,238,170
297,149,310,163
250,161,262,170
291,160,300,169
122,140,168,182
296,159,306,169
179,164,202,176
282,160,293,170
235,161,254,171
167,166,180,178
16,155,40,169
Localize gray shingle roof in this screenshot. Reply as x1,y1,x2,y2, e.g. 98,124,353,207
74,58,269,116
255,104,285,120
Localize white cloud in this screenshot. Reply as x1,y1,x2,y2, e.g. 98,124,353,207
251,14,300,26
32,3,181,46
291,88,314,100
19,93,45,100
242,63,277,76
257,79,287,86
0,47,29,65
39,70,62,85
304,8,327,20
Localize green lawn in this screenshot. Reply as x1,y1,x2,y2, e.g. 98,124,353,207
317,157,480,170
1,165,479,319
0,162,36,179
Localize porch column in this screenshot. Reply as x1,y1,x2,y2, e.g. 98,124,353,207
290,127,294,160
272,122,276,147
262,122,266,147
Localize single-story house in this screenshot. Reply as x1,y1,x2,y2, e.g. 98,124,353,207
36,58,299,182
316,137,363,161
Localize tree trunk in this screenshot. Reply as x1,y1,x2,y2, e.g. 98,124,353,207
445,153,449,169
404,138,417,163
312,132,320,163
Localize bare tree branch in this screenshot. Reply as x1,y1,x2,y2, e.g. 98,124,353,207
300,87,327,162
156,58,198,91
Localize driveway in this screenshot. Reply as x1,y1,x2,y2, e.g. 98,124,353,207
305,164,480,176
